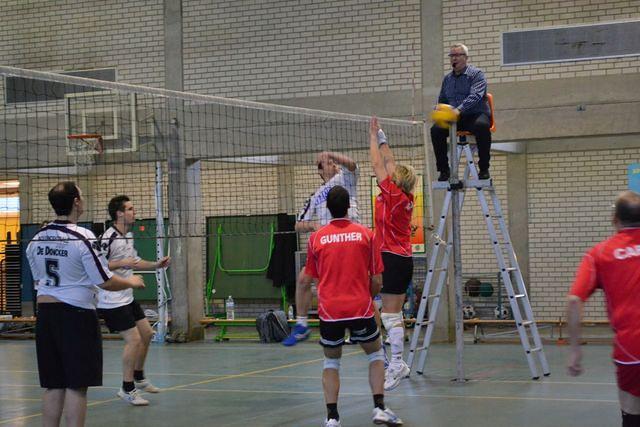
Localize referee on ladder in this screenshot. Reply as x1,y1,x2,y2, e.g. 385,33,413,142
27,182,144,427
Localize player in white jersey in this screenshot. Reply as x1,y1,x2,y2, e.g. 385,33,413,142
97,195,170,406
295,151,359,232
285,151,360,346
27,182,144,427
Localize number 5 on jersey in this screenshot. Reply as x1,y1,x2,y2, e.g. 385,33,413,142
45,259,60,287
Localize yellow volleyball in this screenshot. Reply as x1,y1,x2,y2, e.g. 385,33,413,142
430,104,458,129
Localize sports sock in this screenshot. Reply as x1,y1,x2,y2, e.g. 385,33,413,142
326,403,339,421
622,410,640,427
373,394,385,410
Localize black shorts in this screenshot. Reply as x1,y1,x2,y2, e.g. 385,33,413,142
381,252,414,295
319,316,380,348
36,303,102,389
98,300,146,333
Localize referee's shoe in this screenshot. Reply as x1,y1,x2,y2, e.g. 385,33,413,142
282,324,311,346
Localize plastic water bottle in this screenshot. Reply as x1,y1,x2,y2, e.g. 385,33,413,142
287,305,294,320
225,296,235,320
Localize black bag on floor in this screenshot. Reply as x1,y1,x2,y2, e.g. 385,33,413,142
256,310,290,343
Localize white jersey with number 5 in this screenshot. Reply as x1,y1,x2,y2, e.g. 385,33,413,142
298,166,359,226
26,221,113,310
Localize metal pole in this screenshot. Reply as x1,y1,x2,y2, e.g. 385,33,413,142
154,161,167,343
449,122,465,382
423,120,435,228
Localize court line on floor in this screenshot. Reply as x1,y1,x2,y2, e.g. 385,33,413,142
0,397,40,402
0,350,362,425
173,386,620,404
245,374,616,386
162,349,363,390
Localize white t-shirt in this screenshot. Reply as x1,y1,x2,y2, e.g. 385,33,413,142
96,226,141,309
298,166,359,226
26,221,113,310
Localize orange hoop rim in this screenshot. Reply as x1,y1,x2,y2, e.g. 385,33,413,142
66,133,104,154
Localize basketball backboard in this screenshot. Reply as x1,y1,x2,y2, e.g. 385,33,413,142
65,91,138,155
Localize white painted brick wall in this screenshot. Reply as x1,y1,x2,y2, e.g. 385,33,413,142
0,0,165,88
527,148,638,321
183,0,422,100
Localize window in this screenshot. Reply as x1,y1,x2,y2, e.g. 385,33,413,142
5,68,116,104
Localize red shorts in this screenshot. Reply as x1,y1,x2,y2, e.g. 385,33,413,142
616,363,640,397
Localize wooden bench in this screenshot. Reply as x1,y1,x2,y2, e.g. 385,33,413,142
463,318,610,343
199,317,321,341
199,317,611,343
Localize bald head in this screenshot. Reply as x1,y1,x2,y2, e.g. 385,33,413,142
614,190,640,227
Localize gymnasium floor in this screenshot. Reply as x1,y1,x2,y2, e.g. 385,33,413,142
0,338,619,427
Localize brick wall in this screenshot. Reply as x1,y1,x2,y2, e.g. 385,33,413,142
183,0,421,100
442,0,640,83
0,0,165,88
527,148,637,320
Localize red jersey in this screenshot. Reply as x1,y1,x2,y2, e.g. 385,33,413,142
569,228,640,365
305,218,383,321
374,176,414,257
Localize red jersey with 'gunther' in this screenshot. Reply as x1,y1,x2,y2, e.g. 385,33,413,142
569,228,640,365
374,176,414,257
305,218,383,321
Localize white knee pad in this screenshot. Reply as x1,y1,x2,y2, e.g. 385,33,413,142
381,312,403,332
368,348,386,364
323,357,341,371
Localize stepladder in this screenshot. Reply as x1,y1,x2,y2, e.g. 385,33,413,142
407,137,551,380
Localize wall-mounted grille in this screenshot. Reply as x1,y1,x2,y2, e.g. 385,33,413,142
503,20,640,65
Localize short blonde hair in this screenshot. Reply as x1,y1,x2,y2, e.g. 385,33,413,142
392,164,417,195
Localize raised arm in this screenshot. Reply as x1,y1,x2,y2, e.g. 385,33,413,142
369,117,396,182
321,151,357,172
369,117,388,182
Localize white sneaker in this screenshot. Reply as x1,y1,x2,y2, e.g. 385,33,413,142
372,407,403,426
117,388,149,406
384,361,410,391
323,418,341,427
135,379,160,393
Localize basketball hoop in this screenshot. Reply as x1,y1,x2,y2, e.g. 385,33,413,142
66,133,103,173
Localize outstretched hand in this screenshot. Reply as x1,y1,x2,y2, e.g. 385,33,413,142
157,256,171,269
370,116,379,135
130,275,145,289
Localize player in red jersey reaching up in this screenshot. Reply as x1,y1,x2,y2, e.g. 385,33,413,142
369,117,418,391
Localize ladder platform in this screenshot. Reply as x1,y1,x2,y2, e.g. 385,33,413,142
432,180,493,190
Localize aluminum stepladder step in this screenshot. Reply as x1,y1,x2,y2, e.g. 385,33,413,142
407,140,550,380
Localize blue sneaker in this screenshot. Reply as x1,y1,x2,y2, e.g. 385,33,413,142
282,324,311,346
